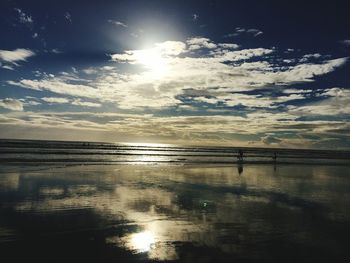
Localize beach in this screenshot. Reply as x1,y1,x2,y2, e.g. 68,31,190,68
1,158,350,262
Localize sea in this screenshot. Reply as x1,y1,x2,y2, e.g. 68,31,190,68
1,139,350,262
1,139,350,165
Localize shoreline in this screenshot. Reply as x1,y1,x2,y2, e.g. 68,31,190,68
1,160,350,172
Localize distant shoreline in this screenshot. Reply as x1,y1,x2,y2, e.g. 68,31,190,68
1,138,350,166
1,138,350,153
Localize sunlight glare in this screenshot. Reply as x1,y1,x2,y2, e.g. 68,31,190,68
134,48,168,78
130,231,155,253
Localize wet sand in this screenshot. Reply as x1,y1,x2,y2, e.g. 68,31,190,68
0,163,350,262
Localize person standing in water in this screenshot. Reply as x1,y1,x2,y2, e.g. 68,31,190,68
237,149,244,161
273,151,277,162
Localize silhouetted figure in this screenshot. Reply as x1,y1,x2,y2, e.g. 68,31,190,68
238,163,243,175
273,151,277,162
237,149,244,161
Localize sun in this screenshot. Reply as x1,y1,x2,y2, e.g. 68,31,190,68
134,48,168,78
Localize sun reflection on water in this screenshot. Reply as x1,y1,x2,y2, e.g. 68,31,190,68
129,231,155,253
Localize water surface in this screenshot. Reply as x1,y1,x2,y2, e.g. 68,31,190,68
0,163,349,262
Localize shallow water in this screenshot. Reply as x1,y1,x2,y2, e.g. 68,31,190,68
1,139,350,164
0,163,350,262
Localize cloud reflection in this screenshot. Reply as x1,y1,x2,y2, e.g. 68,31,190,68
1,164,350,261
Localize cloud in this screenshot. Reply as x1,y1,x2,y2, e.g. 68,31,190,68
218,43,240,49
51,48,63,54
8,37,346,114
41,97,101,107
225,27,263,38
246,28,263,37
187,37,217,50
0,49,35,63
14,8,33,25
261,135,282,145
0,98,24,111
42,97,70,104
217,48,273,61
72,99,101,107
299,53,323,62
111,40,187,62
3,35,348,140
268,57,348,84
283,89,313,94
192,14,199,21
340,40,350,46
8,78,97,98
1,110,349,148
64,12,72,23
0,64,15,70
108,19,128,28
0,48,35,70
194,93,306,108
289,87,350,116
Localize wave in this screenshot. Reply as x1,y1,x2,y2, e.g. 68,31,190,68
1,139,350,165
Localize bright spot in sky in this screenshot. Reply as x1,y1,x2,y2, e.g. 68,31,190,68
133,48,168,78
130,231,156,253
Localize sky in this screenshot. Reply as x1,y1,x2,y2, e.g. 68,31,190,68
1,0,350,148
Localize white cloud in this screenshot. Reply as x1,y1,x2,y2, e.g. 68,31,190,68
40,97,101,107
2,32,349,148
0,98,24,111
42,97,70,104
282,59,295,64
8,78,97,98
0,64,15,70
72,99,101,107
218,43,240,49
194,93,306,108
283,89,313,94
0,48,35,70
25,100,41,106
246,28,263,37
51,48,63,54
155,41,187,56
263,57,348,85
226,27,263,37
217,48,273,61
14,8,33,25
108,19,128,28
0,49,35,63
111,41,187,62
82,68,98,75
6,38,348,115
187,37,217,50
289,87,350,116
299,53,322,62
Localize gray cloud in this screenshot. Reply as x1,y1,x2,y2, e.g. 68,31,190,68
225,27,263,38
64,12,72,23
108,19,128,28
0,98,24,111
14,8,33,25
340,40,350,46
